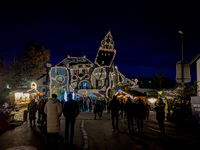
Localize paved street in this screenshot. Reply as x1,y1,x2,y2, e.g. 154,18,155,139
0,110,200,150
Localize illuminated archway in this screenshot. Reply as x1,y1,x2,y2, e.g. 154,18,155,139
78,80,91,89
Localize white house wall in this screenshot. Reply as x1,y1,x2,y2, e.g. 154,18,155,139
197,59,200,96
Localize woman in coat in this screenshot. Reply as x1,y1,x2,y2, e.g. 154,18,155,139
28,99,37,127
44,94,62,147
155,98,166,133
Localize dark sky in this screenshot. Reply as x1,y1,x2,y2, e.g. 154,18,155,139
1,1,200,83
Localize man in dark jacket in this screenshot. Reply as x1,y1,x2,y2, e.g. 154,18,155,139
63,93,80,145
135,98,146,133
155,98,166,133
109,95,120,132
94,101,101,120
124,97,135,133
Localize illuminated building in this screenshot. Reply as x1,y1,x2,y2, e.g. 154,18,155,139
45,31,127,99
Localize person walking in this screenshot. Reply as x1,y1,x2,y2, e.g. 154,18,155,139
109,95,120,132
37,99,44,125
107,99,110,113
42,99,47,125
155,98,166,133
145,102,150,120
63,93,80,145
94,101,101,120
84,98,88,112
119,100,124,118
28,99,37,127
124,97,135,133
135,98,146,133
44,94,62,148
88,98,92,112
99,100,103,118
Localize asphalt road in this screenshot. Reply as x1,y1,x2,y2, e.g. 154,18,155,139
0,111,200,150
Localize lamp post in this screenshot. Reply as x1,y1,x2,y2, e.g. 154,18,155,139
179,30,186,119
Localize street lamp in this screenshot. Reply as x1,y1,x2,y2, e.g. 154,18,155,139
179,30,184,85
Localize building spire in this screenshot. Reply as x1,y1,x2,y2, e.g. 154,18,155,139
100,30,115,50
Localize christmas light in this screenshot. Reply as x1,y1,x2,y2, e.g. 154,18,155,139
95,31,116,67
49,67,69,97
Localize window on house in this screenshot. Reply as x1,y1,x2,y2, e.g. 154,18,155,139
102,61,104,65
79,69,82,74
43,88,45,92
43,82,46,85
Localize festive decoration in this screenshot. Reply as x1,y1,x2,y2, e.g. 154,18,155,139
95,31,116,67
47,31,129,99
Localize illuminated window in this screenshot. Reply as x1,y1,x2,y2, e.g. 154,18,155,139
85,68,89,74
149,81,151,83
56,76,64,82
102,61,104,64
105,53,107,56
79,69,82,74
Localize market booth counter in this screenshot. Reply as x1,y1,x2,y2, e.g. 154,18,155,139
9,88,40,108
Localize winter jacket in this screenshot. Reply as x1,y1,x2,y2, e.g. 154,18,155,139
44,98,62,133
135,99,146,119
63,100,79,120
155,102,166,121
109,98,120,115
124,101,135,117
28,101,37,120
37,101,44,111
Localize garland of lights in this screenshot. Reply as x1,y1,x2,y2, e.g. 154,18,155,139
49,66,69,97
94,31,116,67
47,31,131,100
55,55,93,66
92,67,107,80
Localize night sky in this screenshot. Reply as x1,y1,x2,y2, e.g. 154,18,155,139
1,1,200,83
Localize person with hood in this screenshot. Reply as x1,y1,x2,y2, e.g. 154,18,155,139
155,98,166,133
63,93,79,145
44,94,62,147
124,97,135,133
135,98,146,133
28,99,37,127
109,95,120,132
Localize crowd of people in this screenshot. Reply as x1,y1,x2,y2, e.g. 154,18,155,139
27,94,166,149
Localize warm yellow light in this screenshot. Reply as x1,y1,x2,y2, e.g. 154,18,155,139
15,93,23,98
23,93,30,98
148,98,157,103
158,91,163,95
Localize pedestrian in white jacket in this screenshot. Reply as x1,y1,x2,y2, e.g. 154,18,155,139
44,94,62,148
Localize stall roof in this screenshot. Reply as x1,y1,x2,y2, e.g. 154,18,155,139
115,90,146,97
91,93,104,98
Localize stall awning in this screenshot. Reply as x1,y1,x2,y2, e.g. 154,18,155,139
27,88,39,94
91,93,104,98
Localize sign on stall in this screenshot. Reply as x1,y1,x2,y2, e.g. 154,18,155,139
191,96,200,123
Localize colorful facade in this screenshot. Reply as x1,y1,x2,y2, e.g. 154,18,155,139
48,31,127,99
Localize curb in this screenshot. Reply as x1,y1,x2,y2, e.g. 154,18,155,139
81,120,89,150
